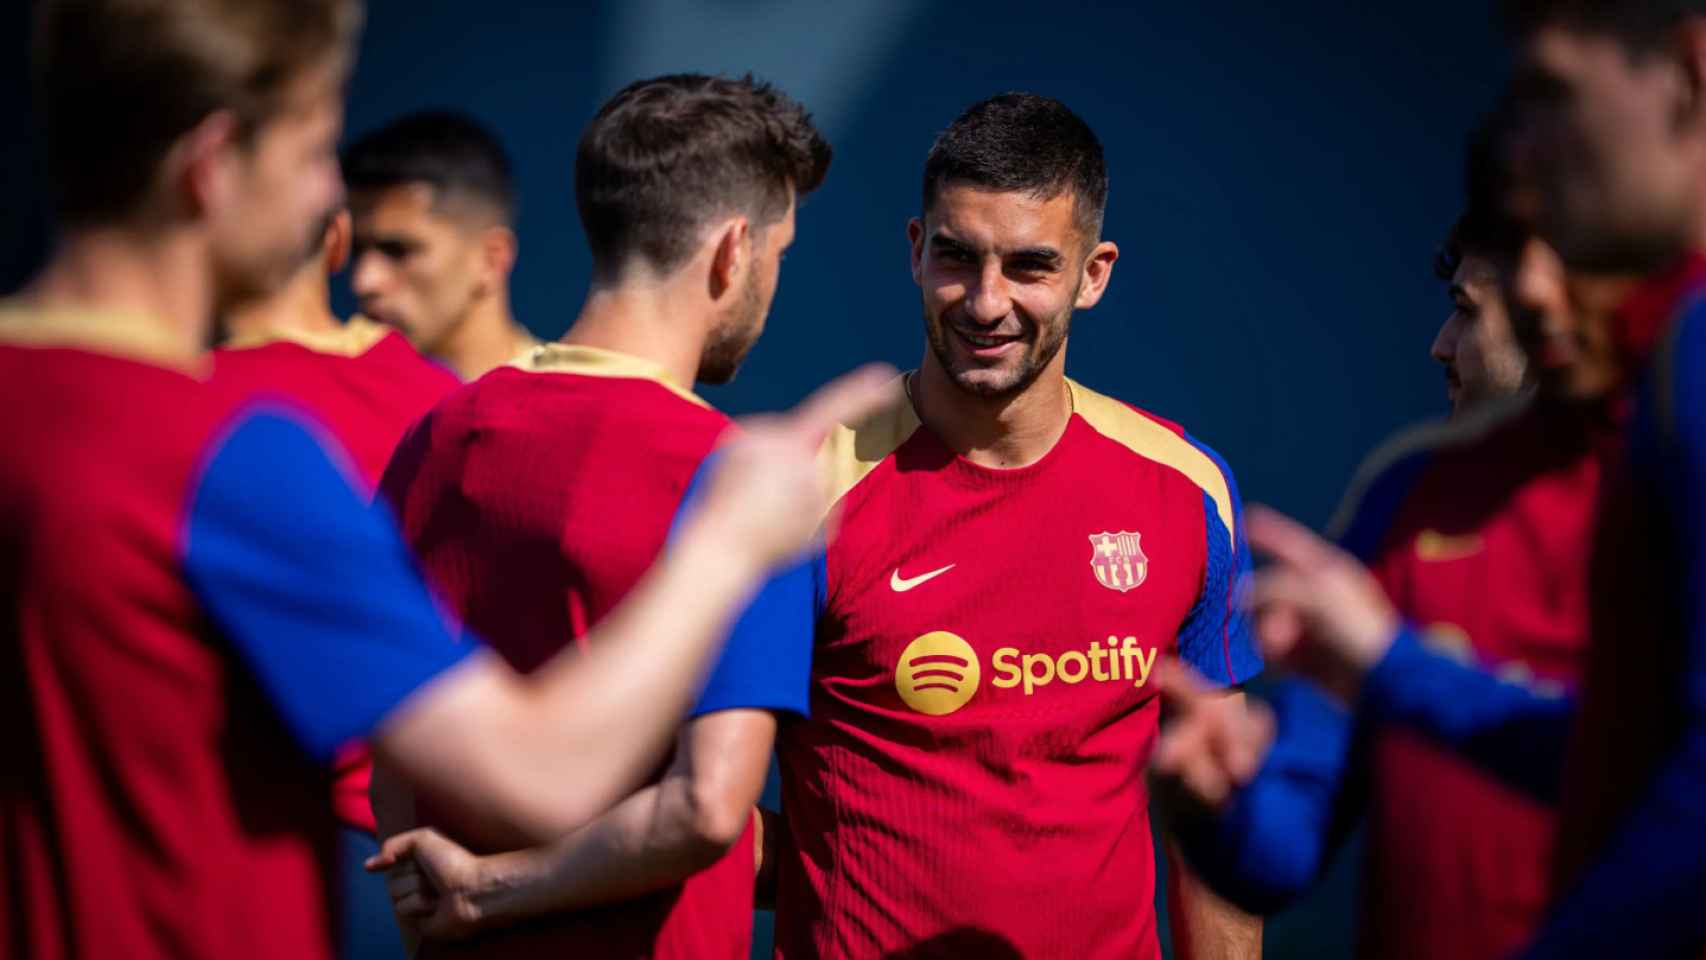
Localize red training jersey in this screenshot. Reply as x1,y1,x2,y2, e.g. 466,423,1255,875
213,316,458,833
1329,397,1609,960
0,307,335,959
381,343,785,960
774,376,1261,959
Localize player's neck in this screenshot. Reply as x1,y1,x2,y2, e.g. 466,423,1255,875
912,350,1073,469
440,291,536,381
24,224,212,360
223,268,339,344
558,281,707,391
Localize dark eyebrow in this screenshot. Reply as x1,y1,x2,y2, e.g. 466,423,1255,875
930,234,974,255
1008,246,1064,269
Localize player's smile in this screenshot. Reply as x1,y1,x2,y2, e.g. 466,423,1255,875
952,322,1027,360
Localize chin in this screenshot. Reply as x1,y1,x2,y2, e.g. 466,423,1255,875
948,366,1027,398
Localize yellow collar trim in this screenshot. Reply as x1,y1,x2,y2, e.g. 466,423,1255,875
0,302,207,376
512,342,710,409
221,314,393,358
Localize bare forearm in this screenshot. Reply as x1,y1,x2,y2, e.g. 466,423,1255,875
460,778,729,927
1167,839,1263,960
374,520,764,846
370,761,417,843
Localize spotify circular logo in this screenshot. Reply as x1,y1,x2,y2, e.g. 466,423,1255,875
895,631,981,716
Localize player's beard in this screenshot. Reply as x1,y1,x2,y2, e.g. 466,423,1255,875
697,269,767,385
924,298,1073,400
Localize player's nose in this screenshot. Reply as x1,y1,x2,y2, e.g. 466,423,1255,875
1431,314,1460,365
963,261,1013,326
350,250,390,300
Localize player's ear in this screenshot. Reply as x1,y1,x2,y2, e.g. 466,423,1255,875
907,217,926,286
172,109,243,222
708,216,749,303
323,209,353,274
481,224,518,283
1074,240,1119,310
1673,17,1706,136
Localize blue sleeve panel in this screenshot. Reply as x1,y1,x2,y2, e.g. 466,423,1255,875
1359,626,1572,804
183,409,475,764
673,451,819,720
1173,680,1361,915
1178,434,1263,686
1516,299,1706,959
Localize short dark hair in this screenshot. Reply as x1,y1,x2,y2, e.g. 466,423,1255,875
1435,116,1525,280
575,73,830,277
342,110,517,224
1501,0,1706,52
922,93,1109,241
32,0,360,227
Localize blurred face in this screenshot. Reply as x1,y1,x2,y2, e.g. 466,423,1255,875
1431,253,1528,414
1506,23,1702,272
348,183,491,352
699,194,795,384
207,64,345,312
1505,236,1627,402
910,184,1111,399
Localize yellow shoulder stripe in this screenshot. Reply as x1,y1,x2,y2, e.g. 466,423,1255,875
1067,378,1234,545
514,342,711,409
1323,391,1532,542
222,314,392,358
816,374,919,509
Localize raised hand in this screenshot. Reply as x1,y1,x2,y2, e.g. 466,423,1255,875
684,363,895,569
1243,505,1399,701
1150,659,1276,816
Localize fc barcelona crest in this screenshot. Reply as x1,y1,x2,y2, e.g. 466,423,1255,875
1089,531,1147,593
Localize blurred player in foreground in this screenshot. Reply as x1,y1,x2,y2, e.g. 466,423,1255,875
752,93,1261,960
1155,2,1706,955
345,111,539,380
1,2,889,957
362,74,831,960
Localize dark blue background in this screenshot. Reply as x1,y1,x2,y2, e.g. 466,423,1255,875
3,2,1507,956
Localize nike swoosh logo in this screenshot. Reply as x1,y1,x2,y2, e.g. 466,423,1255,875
890,564,955,592
1415,530,1484,562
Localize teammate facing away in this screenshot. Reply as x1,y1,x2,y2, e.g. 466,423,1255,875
2,2,891,957
344,111,541,381
364,73,831,960
754,94,1261,959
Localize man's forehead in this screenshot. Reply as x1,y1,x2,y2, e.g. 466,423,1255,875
926,183,1077,249
1520,21,1642,80
349,182,439,221
1455,254,1502,288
